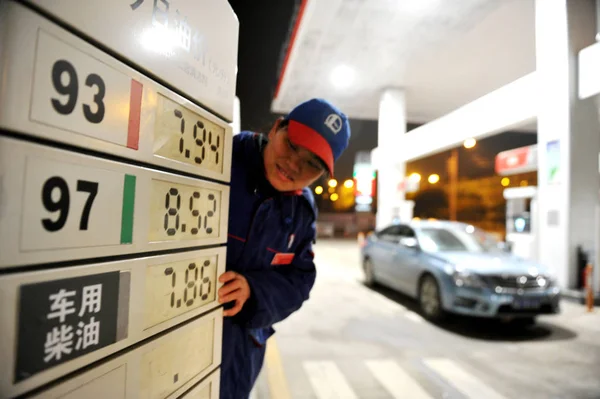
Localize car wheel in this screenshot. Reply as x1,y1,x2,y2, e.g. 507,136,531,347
363,258,376,287
419,275,445,321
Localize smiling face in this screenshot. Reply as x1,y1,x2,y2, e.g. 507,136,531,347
263,119,326,192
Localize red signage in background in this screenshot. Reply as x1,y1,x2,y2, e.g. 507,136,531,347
495,144,537,176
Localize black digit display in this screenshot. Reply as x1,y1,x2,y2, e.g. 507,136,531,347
200,260,211,300
205,194,217,234
41,177,100,232
174,109,192,159
209,132,220,165
76,180,98,230
42,176,70,232
193,121,204,165
165,260,213,310
51,60,78,115
189,191,201,235
50,60,107,124
164,188,181,236
184,263,198,306
83,73,106,123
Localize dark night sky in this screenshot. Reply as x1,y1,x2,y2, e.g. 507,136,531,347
227,1,537,182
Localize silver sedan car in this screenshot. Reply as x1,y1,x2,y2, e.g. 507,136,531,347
361,220,560,325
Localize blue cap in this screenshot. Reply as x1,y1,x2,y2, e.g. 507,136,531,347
284,98,350,175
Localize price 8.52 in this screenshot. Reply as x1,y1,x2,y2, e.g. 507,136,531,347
149,180,221,242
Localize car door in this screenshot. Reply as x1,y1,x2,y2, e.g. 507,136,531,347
390,225,422,295
369,225,402,285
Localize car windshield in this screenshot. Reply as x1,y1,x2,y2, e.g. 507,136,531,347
416,226,501,253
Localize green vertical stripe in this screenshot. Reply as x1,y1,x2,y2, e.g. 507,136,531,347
120,174,136,244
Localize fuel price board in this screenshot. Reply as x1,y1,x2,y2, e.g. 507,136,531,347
0,0,237,397
0,2,232,183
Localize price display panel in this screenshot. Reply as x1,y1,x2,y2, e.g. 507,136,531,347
179,369,220,399
0,136,230,268
0,248,225,397
28,310,223,399
0,1,232,183
26,0,239,122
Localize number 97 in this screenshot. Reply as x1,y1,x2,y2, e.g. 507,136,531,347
42,177,99,232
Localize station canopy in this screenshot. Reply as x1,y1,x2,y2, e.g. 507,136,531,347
271,0,536,125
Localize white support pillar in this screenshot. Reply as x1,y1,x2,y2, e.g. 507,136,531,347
377,89,406,229
535,0,600,289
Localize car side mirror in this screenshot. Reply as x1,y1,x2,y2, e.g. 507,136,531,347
399,237,419,250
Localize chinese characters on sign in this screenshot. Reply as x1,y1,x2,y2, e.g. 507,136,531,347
128,0,228,87
43,284,102,362
15,273,121,382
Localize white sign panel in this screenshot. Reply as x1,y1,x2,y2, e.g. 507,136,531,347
579,42,600,100
0,249,224,397
0,136,230,268
0,2,232,182
26,0,239,121
179,370,220,399
30,29,132,147
28,311,223,399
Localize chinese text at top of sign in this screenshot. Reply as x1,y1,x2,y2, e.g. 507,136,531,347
0,5,232,182
27,0,239,121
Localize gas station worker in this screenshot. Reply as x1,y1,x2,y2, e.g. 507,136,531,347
218,98,350,398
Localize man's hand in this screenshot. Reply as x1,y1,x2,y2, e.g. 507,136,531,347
218,271,251,317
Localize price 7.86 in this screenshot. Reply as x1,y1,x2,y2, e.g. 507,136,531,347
164,259,213,309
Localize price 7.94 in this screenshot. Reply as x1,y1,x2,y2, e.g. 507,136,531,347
42,177,99,232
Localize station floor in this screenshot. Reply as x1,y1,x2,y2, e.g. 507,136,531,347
251,239,600,399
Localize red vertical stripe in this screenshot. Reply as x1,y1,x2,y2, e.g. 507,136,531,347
127,79,143,150
274,0,308,100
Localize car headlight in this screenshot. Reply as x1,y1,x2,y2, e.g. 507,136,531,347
453,270,485,288
539,275,556,288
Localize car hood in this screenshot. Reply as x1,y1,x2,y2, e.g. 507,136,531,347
429,251,551,276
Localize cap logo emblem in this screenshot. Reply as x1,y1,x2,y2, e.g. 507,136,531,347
324,114,343,134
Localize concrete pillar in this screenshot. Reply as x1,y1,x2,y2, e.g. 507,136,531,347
377,89,406,229
535,0,600,289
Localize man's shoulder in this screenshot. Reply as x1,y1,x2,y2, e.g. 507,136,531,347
232,131,257,151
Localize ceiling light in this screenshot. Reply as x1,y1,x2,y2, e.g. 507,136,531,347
330,65,355,89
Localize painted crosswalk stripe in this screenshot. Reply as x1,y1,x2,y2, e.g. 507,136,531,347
303,361,358,399
405,311,424,323
365,360,433,399
424,358,507,399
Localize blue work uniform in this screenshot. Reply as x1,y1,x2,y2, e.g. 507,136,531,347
219,132,318,398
